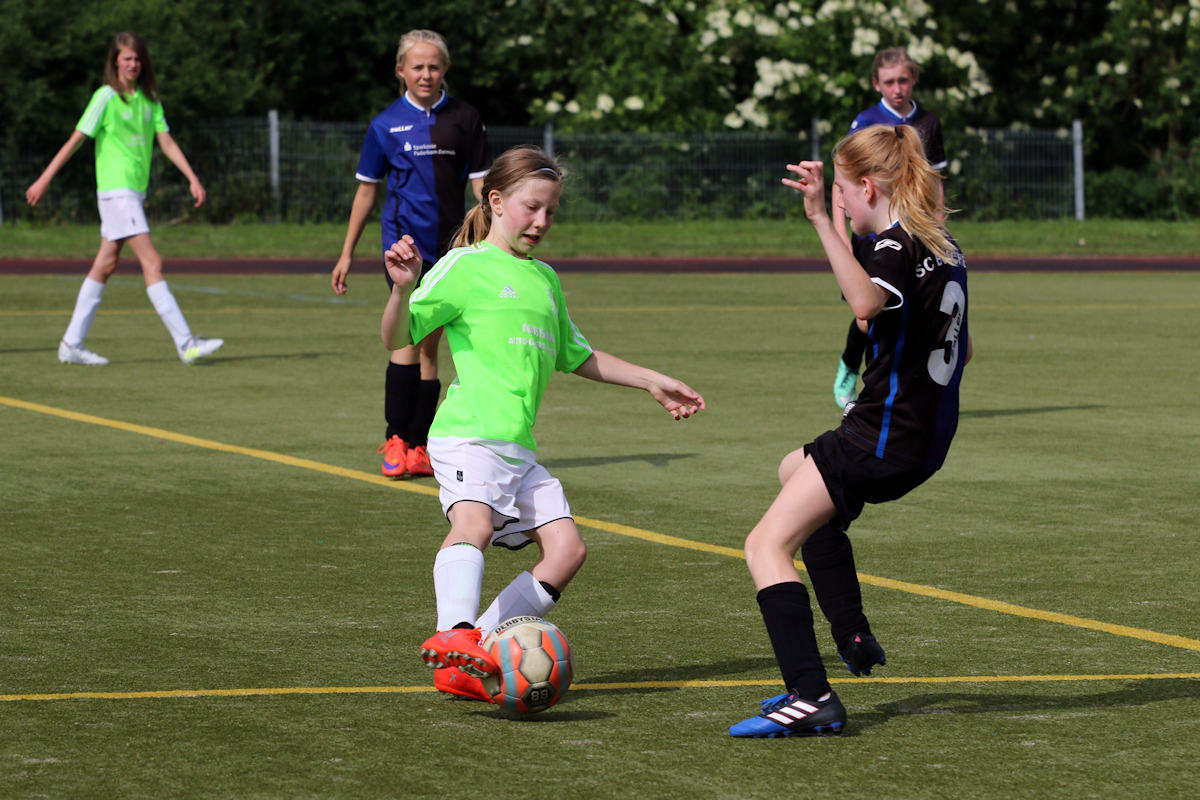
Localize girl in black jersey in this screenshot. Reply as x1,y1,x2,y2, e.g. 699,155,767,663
730,125,972,738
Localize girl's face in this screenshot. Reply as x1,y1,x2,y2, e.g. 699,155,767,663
398,42,446,107
833,164,880,236
115,46,141,89
874,63,915,114
487,177,561,258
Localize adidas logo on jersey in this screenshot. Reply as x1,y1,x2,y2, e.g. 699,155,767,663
500,285,520,298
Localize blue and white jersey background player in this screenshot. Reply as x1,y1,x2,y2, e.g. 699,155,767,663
332,29,492,480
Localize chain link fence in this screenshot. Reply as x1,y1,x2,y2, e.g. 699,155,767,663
0,118,1081,226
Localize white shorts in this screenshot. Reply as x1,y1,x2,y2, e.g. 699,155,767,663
427,437,572,550
97,190,150,241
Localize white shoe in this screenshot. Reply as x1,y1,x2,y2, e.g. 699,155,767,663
58,341,109,366
178,337,224,364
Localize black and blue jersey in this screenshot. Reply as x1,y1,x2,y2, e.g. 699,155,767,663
355,91,491,262
849,100,946,171
839,224,968,472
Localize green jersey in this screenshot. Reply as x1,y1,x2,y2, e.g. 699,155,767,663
76,86,168,193
410,242,594,451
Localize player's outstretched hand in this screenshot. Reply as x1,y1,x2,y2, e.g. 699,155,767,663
384,235,423,289
649,377,706,421
782,161,829,224
331,256,352,296
190,178,206,208
25,177,50,207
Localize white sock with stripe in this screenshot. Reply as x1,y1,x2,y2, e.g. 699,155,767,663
433,543,486,631
146,280,193,348
63,277,105,346
475,570,557,635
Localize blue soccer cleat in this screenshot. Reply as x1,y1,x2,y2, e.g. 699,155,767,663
838,632,886,677
729,690,846,738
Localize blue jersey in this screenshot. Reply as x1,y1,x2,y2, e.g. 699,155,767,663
839,224,968,472
356,92,491,261
849,101,946,171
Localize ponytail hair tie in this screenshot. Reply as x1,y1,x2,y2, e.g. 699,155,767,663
895,125,904,140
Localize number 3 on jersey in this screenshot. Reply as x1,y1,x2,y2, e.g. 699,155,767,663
927,281,966,386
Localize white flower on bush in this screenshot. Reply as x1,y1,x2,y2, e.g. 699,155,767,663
724,111,745,129
1097,61,1112,76
850,27,880,57
545,100,561,114
735,97,769,128
596,94,615,113
624,95,645,111
566,100,581,114
907,35,935,64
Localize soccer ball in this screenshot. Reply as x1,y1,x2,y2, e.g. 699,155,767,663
481,616,573,715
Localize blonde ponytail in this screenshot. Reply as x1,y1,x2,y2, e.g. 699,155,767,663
833,125,958,264
450,203,490,249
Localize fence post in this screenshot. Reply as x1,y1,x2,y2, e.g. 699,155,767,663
810,117,821,161
268,109,281,222
543,120,555,158
1072,119,1085,222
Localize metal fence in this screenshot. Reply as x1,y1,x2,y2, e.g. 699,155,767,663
0,118,1082,226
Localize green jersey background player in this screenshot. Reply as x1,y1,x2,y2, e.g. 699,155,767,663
25,31,221,366
380,146,706,704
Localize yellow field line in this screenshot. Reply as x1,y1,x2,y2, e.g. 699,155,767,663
3,673,1195,703
4,302,1198,319
0,395,438,497
3,395,1197,655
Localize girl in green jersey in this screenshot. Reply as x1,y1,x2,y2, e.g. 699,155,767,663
26,31,221,366
380,146,706,702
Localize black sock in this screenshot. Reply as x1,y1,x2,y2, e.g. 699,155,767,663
756,582,829,700
384,363,420,441
801,525,871,651
841,318,868,372
409,378,441,447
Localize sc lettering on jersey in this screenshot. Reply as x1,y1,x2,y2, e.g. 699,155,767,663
915,254,949,279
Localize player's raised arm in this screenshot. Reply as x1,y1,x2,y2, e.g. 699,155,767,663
380,235,422,350
572,351,706,420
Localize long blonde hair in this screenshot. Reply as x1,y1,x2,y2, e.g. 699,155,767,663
450,146,563,249
833,125,956,263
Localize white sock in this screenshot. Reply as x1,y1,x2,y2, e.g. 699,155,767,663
146,280,193,348
63,277,105,346
475,570,557,635
433,544,486,631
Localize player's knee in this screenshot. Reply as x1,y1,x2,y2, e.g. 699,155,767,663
556,534,587,573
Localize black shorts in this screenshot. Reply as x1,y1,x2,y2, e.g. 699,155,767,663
383,259,436,291
804,429,934,532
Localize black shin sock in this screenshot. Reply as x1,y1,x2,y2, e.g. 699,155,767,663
384,363,420,442
409,378,441,448
801,524,870,651
756,582,830,700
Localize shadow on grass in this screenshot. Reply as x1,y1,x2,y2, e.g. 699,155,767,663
540,452,699,469
961,404,1105,419
579,656,780,690
854,678,1199,732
